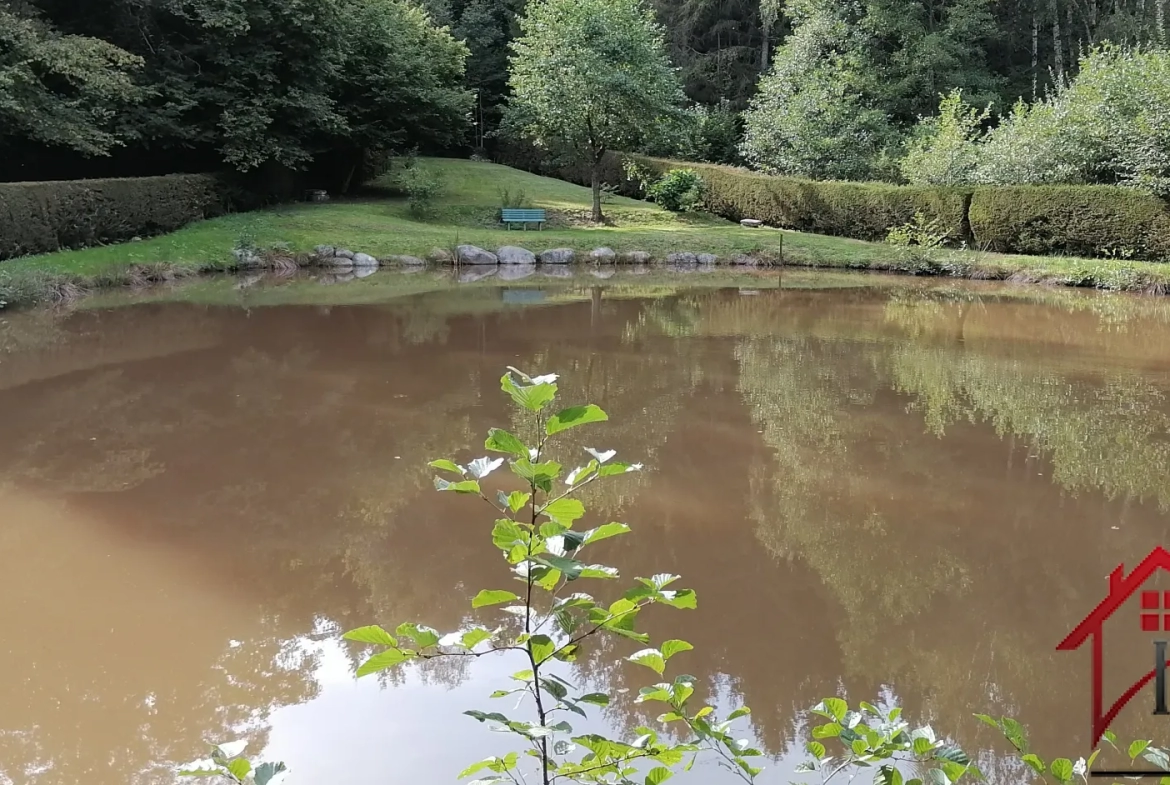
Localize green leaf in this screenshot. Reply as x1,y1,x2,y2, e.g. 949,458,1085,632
820,698,848,721
529,634,556,664
395,623,439,648
539,678,568,700
661,639,693,661
879,765,903,785
461,627,493,649
812,722,842,739
645,766,673,785
1020,753,1048,772
511,458,562,492
598,461,643,477
547,404,609,435
429,459,465,475
728,707,751,721
579,693,609,706
435,478,481,494
584,522,631,544
342,625,398,646
1131,741,1152,761
356,647,411,676
485,428,529,459
501,372,558,412
507,491,531,513
227,759,252,781
935,747,970,766
1001,718,1027,752
807,741,827,760
852,738,870,755
1050,758,1073,784
579,564,619,579
658,711,684,722
658,589,697,609
927,770,949,785
253,763,286,785
542,498,585,525
628,648,666,675
941,762,969,783
913,737,935,756
972,714,999,730
492,519,527,552
460,759,499,778
472,590,519,608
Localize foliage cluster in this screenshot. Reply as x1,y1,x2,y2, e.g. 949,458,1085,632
2,0,471,187
646,170,705,213
339,368,765,785
394,158,447,217
0,174,229,261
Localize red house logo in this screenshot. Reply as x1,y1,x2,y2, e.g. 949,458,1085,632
1058,546,1170,748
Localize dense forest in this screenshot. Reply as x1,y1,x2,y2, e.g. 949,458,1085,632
2,0,1168,189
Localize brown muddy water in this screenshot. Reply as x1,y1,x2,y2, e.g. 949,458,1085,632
3,268,1170,785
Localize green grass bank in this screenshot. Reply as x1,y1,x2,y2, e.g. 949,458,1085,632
2,158,1169,309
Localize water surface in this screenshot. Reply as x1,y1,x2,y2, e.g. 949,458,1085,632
4,270,1170,784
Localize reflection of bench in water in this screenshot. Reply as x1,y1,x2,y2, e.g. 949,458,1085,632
502,289,546,304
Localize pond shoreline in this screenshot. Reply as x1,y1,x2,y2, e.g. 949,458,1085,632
3,240,1169,312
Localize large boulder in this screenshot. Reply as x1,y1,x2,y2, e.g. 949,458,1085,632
497,246,537,265
352,252,379,267
427,247,454,264
334,248,356,260
458,245,498,265
728,253,759,266
387,255,426,266
314,245,335,258
666,252,698,265
589,247,616,263
325,255,355,269
697,253,718,265
620,250,651,264
539,248,575,264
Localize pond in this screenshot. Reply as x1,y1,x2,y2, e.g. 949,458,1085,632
3,268,1170,785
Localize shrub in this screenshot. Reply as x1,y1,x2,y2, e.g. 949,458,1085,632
0,174,229,260
628,155,972,242
647,168,704,212
968,184,1170,259
394,158,445,217
900,89,989,186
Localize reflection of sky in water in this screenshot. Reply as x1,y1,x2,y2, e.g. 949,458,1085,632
259,633,784,785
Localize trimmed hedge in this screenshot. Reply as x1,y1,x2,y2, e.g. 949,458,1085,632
0,174,230,261
628,155,972,242
498,144,1170,261
969,185,1170,260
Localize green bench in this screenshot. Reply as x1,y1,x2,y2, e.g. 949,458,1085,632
500,208,546,230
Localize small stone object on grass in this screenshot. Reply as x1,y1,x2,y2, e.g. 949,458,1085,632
740,219,762,228
427,247,454,263
334,248,356,260
539,248,574,264
620,251,651,264
589,247,616,263
314,245,335,258
352,252,378,267
387,255,426,266
326,255,355,269
697,253,718,265
497,246,537,265
458,245,498,265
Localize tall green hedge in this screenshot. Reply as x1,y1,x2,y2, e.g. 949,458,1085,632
0,174,229,261
629,156,972,242
498,145,1170,261
968,185,1170,260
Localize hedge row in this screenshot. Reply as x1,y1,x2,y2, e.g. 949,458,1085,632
0,174,230,261
499,144,1170,261
967,185,1170,260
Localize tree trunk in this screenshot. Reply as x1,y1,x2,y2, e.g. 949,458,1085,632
1053,0,1064,85
1032,12,1040,99
590,161,603,223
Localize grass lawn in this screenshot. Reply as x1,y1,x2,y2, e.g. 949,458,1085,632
3,157,1169,308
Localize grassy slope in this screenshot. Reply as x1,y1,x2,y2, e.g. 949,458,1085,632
3,157,1169,308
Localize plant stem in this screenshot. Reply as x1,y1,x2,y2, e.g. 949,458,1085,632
527,415,550,785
